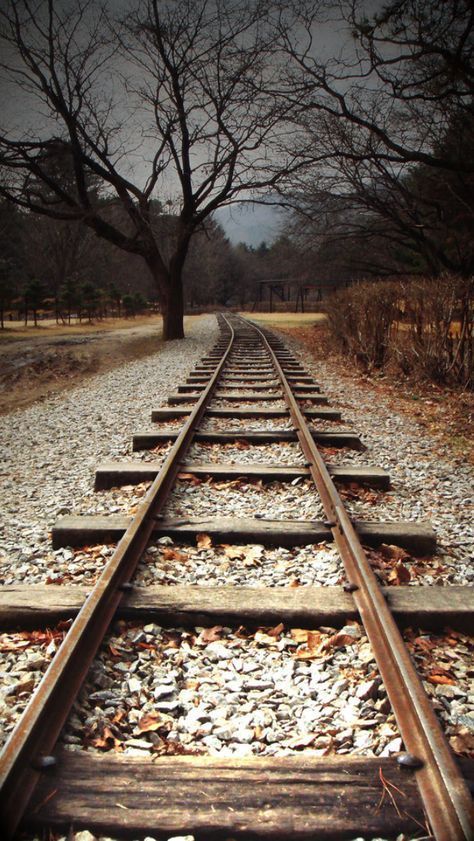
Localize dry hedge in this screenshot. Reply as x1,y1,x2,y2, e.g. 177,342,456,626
326,276,473,389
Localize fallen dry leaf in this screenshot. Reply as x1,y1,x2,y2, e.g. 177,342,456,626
291,628,310,644
90,726,122,750
427,670,456,686
177,472,202,485
267,622,285,638
380,544,410,562
293,630,324,660
412,635,436,652
196,533,212,549
388,560,411,585
200,626,224,643
220,544,245,560
162,547,189,563
321,632,355,651
137,712,173,733
233,439,250,450
449,728,474,756
254,631,280,646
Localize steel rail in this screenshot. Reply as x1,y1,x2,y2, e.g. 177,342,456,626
234,315,473,841
0,320,236,839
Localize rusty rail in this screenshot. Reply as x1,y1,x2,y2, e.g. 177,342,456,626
0,320,235,839
244,317,473,841
1,313,472,840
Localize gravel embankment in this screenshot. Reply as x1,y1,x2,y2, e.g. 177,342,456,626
0,316,219,584
280,330,474,587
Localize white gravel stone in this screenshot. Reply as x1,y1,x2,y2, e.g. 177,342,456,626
163,477,325,520
62,621,401,759
136,540,343,587
188,440,307,464
0,316,219,586
278,329,474,587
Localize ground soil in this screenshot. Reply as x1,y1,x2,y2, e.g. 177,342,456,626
0,316,168,415
278,322,474,465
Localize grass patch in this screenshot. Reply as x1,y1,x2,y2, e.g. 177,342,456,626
0,314,164,342
239,311,327,329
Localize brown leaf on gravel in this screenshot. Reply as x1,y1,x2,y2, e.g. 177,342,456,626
412,635,436,652
449,728,474,756
162,547,189,563
291,628,311,644
388,560,411,585
213,478,244,490
338,483,380,505
137,712,173,733
200,626,224,643
292,630,323,659
137,641,158,651
177,472,202,485
380,544,410,562
46,575,65,585
196,533,212,549
220,544,246,560
267,622,285,638
90,726,122,750
233,439,250,449
427,670,456,686
0,628,65,651
321,632,356,651
254,630,281,646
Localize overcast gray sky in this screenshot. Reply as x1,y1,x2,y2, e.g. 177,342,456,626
215,203,282,246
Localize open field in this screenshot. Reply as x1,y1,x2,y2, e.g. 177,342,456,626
0,314,162,342
239,311,327,329
0,314,206,415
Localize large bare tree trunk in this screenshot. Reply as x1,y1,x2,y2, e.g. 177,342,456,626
162,275,185,340
148,254,185,341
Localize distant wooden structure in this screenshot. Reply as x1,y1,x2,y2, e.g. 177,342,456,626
252,279,337,312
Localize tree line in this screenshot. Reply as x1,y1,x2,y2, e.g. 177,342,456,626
0,193,298,328
0,0,472,337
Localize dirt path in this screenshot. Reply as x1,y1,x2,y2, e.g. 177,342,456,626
0,317,167,415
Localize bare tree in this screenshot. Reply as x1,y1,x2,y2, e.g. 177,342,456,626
0,0,304,339
272,0,474,282
279,0,474,173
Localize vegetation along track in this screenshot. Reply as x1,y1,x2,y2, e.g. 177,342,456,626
0,314,472,840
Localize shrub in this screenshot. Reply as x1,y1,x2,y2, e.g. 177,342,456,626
327,275,473,388
326,280,399,370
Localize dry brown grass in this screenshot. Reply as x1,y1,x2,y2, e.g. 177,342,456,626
239,311,327,329
0,313,163,342
0,314,207,414
280,322,474,464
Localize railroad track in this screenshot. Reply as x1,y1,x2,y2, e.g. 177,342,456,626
0,313,472,840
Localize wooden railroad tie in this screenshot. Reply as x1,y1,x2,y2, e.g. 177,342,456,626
93,461,391,490
1,584,472,633
52,515,436,555
132,430,364,449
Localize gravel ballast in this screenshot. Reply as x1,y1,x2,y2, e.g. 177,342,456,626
1,314,473,841
0,316,219,584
